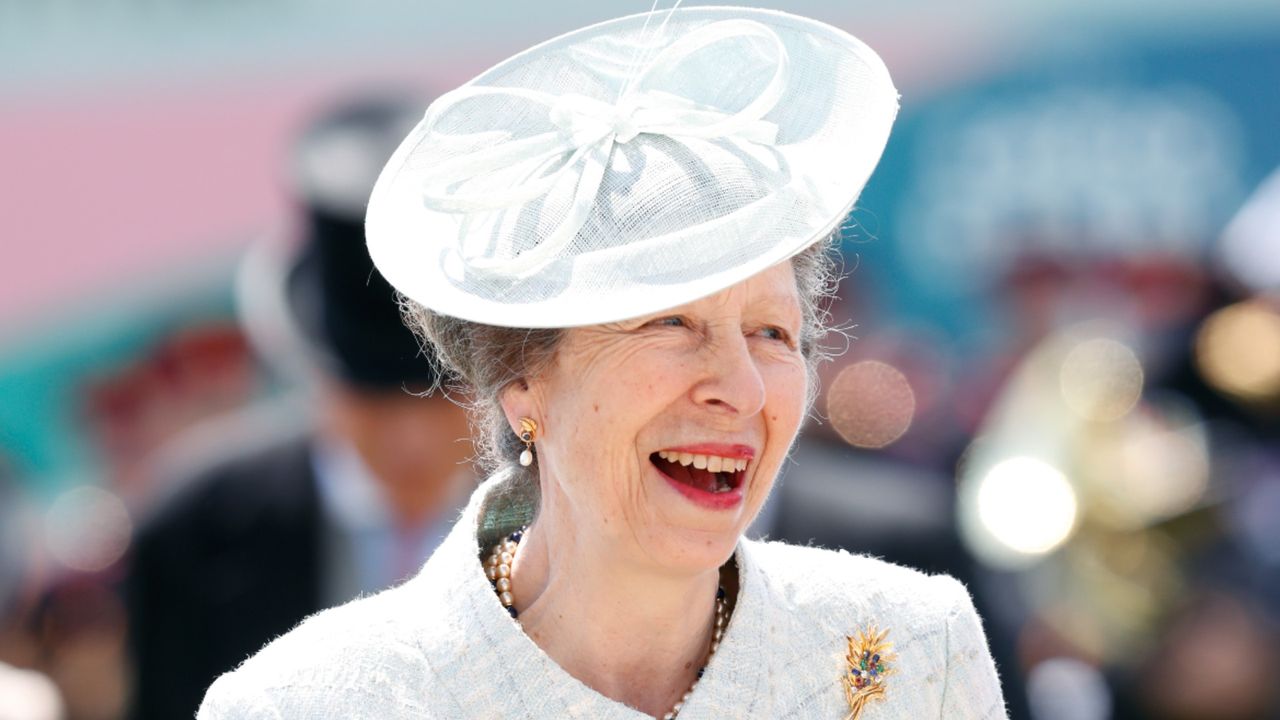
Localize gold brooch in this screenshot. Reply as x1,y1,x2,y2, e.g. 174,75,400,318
843,625,896,720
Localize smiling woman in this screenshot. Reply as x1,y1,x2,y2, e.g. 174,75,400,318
496,262,809,582
198,6,1008,719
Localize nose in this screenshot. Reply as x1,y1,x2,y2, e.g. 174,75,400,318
691,331,766,417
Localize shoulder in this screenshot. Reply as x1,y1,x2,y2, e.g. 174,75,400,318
739,540,1007,718
198,581,452,719
135,424,314,549
140,397,315,518
739,542,973,679
742,539,973,622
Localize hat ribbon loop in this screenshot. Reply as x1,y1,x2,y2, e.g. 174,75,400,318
418,19,790,279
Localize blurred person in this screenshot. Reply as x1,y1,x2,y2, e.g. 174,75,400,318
124,96,473,720
200,8,1007,720
1100,171,1280,719
1121,590,1280,719
956,242,1280,720
31,576,128,720
80,322,256,503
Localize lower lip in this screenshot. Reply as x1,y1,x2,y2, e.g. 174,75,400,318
653,462,745,511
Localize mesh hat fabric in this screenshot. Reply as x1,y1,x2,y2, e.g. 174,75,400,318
366,6,898,328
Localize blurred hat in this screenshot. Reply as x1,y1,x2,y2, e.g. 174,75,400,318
367,6,898,328
239,95,441,391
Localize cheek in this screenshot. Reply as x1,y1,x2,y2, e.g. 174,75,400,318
542,354,675,472
763,363,809,444
558,350,688,423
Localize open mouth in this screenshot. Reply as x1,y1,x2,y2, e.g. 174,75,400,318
650,451,747,494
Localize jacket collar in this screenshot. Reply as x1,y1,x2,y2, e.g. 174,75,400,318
401,471,777,718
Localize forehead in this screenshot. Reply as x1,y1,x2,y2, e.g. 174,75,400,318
659,262,802,318
551,263,804,369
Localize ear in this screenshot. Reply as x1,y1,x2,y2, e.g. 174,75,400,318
498,377,541,437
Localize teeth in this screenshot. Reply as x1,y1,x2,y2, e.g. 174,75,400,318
657,451,750,473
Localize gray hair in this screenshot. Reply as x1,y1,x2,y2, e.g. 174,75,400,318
400,235,839,483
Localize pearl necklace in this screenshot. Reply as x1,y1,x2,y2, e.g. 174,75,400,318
485,530,727,719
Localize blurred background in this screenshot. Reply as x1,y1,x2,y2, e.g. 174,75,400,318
1,1,1278,718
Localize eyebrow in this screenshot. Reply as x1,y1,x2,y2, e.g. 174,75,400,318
629,293,802,325
746,293,803,318
751,293,802,307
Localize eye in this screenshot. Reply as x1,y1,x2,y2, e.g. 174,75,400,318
754,325,798,348
758,326,790,342
648,316,687,328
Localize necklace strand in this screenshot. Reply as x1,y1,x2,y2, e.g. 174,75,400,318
485,530,726,719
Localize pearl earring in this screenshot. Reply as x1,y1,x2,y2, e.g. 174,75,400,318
518,418,538,467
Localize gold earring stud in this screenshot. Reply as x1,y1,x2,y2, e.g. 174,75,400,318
518,417,538,467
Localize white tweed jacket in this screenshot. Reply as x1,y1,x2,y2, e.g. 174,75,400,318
199,473,1008,719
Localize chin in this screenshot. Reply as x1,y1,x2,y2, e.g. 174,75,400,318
642,469,768,573
644,527,746,576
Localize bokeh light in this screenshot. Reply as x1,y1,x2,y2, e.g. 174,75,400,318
1059,338,1144,422
969,457,1078,565
1233,477,1280,566
1081,405,1210,528
0,663,64,720
1026,657,1111,720
826,360,916,449
44,486,132,573
1195,299,1280,402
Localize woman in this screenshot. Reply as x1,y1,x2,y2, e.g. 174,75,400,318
200,6,1008,719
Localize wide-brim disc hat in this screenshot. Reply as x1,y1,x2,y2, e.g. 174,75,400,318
367,6,898,328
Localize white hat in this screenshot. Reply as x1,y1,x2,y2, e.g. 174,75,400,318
367,6,898,328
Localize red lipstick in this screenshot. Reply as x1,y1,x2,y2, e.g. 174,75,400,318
657,443,756,459
649,444,752,511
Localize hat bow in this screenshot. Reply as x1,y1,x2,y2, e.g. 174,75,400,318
417,19,791,279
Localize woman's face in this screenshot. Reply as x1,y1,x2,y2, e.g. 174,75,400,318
518,262,809,573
